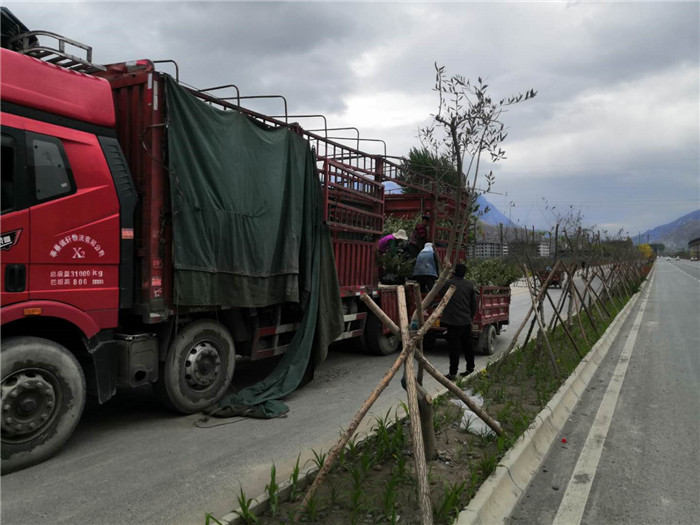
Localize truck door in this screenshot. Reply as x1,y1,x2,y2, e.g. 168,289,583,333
25,125,121,327
1,127,29,305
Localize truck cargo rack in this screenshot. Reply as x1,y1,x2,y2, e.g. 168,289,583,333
100,59,475,298
187,79,473,264
8,30,106,73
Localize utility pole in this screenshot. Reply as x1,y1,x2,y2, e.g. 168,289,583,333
499,223,504,258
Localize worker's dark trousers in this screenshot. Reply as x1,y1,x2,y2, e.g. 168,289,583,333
444,323,474,375
414,275,436,293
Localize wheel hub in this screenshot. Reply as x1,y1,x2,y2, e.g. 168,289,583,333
184,341,221,389
1,371,57,437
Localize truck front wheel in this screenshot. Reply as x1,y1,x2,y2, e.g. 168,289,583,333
477,325,497,356
158,320,235,413
1,337,86,475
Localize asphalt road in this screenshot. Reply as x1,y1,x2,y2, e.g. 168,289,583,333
0,274,593,525
508,259,700,525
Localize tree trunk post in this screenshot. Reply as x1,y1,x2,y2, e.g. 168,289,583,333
297,289,455,518
412,282,426,386
570,272,601,338
493,260,563,370
568,265,589,346
397,286,434,525
523,264,561,379
296,334,411,519
548,279,570,332
411,283,438,461
567,262,575,330
583,270,609,319
417,354,504,436
543,286,583,358
593,266,619,310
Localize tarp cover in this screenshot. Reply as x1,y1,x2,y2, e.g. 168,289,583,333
165,77,343,417
167,77,316,307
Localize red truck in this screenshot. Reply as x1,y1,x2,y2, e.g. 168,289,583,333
537,267,563,288
0,14,508,473
471,286,511,355
383,193,511,355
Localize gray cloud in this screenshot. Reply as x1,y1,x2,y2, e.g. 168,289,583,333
6,0,699,234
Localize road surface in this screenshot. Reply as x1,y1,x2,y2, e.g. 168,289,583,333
508,258,700,524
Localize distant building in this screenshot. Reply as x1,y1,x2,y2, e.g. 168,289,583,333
689,237,700,258
537,241,550,257
468,241,507,259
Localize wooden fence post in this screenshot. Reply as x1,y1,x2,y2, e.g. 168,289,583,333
397,286,433,525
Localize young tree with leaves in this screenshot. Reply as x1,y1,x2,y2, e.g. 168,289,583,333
420,64,537,267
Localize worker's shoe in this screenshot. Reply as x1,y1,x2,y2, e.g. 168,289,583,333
445,373,457,381
460,369,475,378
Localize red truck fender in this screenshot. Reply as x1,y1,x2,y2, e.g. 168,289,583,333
1,300,101,339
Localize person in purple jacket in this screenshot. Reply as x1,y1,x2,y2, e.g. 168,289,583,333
378,229,408,254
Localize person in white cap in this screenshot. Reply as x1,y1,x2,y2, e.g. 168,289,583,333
412,242,440,292
378,229,408,255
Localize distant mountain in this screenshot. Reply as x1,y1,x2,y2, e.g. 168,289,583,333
472,195,530,243
637,209,700,251
476,194,516,228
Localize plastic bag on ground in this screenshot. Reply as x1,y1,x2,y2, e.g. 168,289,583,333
449,389,498,436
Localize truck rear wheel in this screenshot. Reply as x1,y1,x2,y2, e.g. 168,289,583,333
361,311,400,356
477,325,497,356
158,320,235,414
1,337,86,475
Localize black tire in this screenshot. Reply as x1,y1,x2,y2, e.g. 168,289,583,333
477,325,497,356
1,337,86,475
361,311,400,356
158,320,235,414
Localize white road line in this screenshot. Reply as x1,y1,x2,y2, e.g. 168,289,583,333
552,270,655,525
668,262,700,284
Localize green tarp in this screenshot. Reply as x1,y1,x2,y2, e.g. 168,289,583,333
165,77,343,417
167,77,316,307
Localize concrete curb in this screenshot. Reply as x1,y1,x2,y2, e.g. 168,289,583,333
455,268,654,525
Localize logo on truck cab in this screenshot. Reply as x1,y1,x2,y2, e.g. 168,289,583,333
50,234,105,258
0,229,22,251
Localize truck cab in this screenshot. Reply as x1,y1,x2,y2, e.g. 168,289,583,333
1,47,125,329
0,29,141,474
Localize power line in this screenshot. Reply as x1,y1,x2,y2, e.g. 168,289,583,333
489,199,697,206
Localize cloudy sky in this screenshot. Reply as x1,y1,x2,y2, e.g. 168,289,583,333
8,1,699,237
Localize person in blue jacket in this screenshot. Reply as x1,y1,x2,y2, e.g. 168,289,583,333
412,242,440,292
